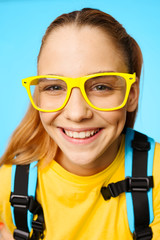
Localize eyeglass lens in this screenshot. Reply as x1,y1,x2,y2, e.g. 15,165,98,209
29,75,126,110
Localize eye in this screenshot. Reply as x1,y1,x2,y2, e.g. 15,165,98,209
38,78,67,93
44,85,64,91
92,84,113,91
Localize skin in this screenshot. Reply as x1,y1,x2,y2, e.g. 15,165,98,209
0,223,13,240
38,24,139,176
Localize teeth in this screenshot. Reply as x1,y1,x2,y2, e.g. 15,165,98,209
85,131,91,137
73,132,79,138
64,129,100,139
65,130,73,137
91,130,94,136
79,132,85,138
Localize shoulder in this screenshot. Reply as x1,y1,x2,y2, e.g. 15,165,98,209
0,164,12,194
149,142,160,236
153,142,160,187
153,142,160,178
0,164,12,221
152,142,160,209
154,142,160,158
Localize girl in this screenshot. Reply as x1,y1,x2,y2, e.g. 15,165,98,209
0,8,160,240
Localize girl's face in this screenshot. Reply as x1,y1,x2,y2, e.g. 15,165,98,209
38,25,139,176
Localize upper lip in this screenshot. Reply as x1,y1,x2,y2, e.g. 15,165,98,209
58,127,102,132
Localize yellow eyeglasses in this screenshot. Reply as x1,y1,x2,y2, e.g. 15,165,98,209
22,72,136,112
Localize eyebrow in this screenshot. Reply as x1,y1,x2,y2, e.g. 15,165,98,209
87,70,115,75
45,70,115,77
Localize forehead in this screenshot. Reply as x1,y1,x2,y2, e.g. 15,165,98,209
38,25,128,76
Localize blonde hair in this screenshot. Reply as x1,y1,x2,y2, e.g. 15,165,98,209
1,105,57,165
1,8,143,165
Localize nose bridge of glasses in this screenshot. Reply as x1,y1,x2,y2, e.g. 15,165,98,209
68,76,85,89
66,77,87,105
71,77,83,88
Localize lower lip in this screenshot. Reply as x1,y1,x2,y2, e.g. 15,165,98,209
59,128,103,145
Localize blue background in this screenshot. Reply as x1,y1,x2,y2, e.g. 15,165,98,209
0,0,160,157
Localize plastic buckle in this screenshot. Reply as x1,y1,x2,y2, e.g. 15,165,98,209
101,187,111,200
108,183,117,197
101,183,117,200
32,219,44,233
32,219,44,239
131,140,150,152
133,227,153,240
10,193,30,209
128,177,150,192
13,229,30,240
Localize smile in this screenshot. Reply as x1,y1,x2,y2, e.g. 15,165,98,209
63,129,100,139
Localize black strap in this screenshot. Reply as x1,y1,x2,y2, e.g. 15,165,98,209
101,176,153,200
132,132,153,240
13,165,30,234
10,165,44,240
101,131,153,240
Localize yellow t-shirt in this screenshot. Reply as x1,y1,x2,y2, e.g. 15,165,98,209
0,137,160,240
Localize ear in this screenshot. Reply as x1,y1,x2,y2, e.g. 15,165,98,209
127,77,139,112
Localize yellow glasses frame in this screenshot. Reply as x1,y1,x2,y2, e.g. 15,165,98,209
22,72,136,112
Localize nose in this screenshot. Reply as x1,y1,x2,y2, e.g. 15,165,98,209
63,88,93,122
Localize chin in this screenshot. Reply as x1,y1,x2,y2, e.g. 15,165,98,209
65,151,97,167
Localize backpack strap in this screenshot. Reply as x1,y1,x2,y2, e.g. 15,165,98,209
125,128,155,239
101,128,155,240
10,161,45,240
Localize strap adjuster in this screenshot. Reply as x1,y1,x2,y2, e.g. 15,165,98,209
10,193,30,209
127,177,152,192
32,219,45,239
101,183,118,200
32,219,44,233
132,140,150,152
101,176,153,200
133,227,153,240
13,229,30,240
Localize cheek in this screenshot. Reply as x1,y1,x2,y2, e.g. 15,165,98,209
39,112,60,127
100,107,127,125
